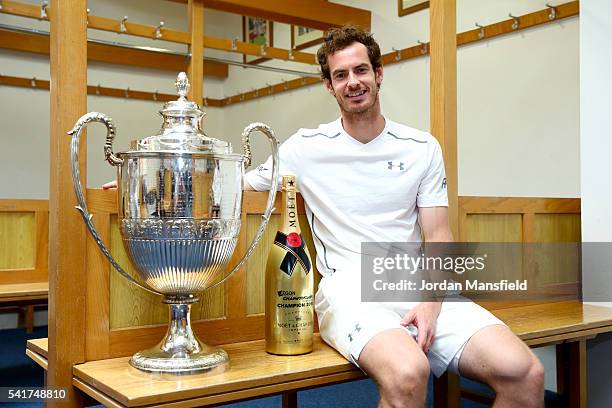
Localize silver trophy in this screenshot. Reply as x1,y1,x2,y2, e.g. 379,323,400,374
69,72,279,373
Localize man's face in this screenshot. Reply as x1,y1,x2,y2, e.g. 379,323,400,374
325,42,383,115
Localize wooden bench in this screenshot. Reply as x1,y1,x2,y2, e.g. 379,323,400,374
0,282,48,332
26,300,612,407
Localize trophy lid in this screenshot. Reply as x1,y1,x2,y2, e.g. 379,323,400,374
129,72,231,154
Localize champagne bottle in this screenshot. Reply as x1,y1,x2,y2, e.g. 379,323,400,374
265,175,314,355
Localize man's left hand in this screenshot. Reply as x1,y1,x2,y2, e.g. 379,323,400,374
400,301,442,353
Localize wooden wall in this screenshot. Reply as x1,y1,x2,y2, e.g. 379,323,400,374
0,199,48,284
0,194,581,359
459,197,581,304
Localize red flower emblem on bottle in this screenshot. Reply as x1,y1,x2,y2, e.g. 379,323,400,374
286,232,302,247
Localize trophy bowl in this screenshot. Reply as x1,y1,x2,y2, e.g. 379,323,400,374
68,73,279,373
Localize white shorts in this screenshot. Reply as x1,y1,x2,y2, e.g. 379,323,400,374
315,275,505,377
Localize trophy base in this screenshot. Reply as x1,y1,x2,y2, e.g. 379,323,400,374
129,344,229,374
128,301,229,374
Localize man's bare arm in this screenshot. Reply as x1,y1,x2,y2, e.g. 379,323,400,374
418,206,453,242
400,206,452,352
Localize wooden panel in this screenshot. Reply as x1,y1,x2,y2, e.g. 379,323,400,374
459,197,580,214
531,214,581,286
534,214,581,242
47,0,87,405
0,212,35,269
169,0,371,31
0,200,48,284
464,214,522,242
460,200,581,296
188,0,205,105
86,212,111,360
429,0,458,238
246,214,279,315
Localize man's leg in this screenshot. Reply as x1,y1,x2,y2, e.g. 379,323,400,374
358,328,430,408
458,324,545,407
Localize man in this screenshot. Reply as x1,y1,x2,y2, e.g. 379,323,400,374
245,26,544,407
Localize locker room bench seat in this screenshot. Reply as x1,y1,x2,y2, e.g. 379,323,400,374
0,282,48,333
26,300,612,407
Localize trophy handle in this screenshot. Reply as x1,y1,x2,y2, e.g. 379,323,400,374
68,112,161,296
207,122,280,290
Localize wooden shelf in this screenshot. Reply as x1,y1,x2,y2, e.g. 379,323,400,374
0,28,229,79
0,0,318,65
0,282,48,303
168,0,371,32
0,74,225,106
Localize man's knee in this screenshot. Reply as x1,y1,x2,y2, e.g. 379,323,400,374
378,352,430,399
493,351,544,395
524,355,545,389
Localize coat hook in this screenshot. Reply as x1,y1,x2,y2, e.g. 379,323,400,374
475,23,485,39
31,77,36,88
120,16,128,33
204,97,208,106
96,84,101,95
125,87,130,98
392,47,401,61
231,37,238,50
155,21,164,40
509,13,520,30
253,88,259,98
40,1,48,20
266,82,272,95
0,1,4,11
282,80,288,91
417,40,428,55
288,49,294,60
86,8,91,26
260,44,267,56
546,4,557,20
153,90,158,101
301,77,307,86
240,92,245,101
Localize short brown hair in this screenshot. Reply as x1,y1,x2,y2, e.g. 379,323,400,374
317,25,382,81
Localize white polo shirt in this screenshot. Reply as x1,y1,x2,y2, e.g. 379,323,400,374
246,117,448,278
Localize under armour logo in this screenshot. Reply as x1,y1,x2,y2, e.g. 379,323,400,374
347,323,362,342
257,165,268,172
387,161,405,170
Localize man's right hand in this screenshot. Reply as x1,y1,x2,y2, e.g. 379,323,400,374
102,180,117,189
